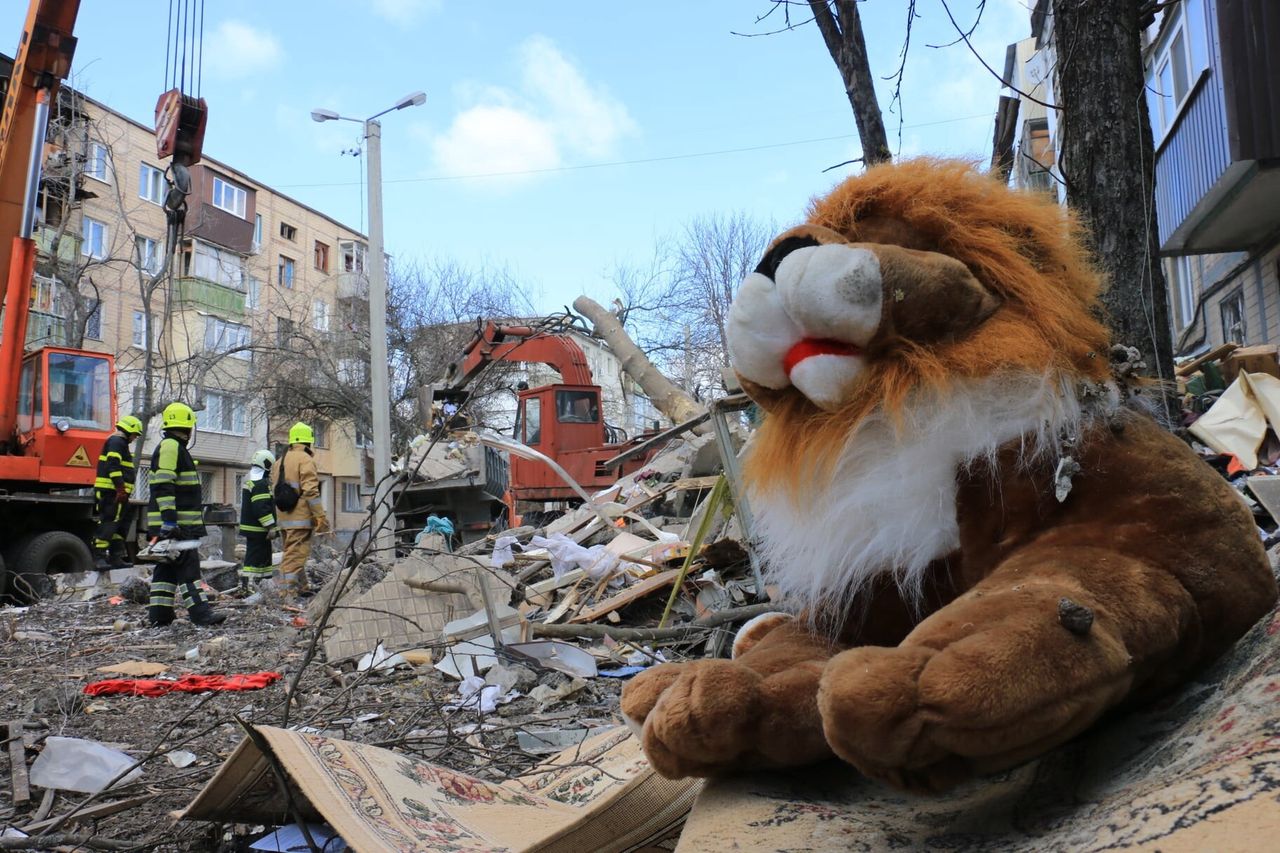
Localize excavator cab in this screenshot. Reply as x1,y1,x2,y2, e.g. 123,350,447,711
512,384,610,498
6,346,115,486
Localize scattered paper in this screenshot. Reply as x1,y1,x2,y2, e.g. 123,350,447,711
356,643,409,672
165,749,198,768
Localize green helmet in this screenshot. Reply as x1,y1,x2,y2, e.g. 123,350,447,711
251,449,275,469
288,421,314,445
161,402,197,430
116,414,144,436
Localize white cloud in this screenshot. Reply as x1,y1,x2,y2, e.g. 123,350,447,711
204,21,282,79
427,37,637,184
371,0,442,25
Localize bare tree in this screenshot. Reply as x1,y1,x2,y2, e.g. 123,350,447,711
610,211,773,401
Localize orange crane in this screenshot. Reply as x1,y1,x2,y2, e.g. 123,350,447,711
0,0,205,596
438,320,660,504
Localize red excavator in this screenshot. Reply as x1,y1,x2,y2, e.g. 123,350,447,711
437,319,661,503
0,0,205,594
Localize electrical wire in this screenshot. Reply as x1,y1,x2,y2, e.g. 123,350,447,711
277,112,994,190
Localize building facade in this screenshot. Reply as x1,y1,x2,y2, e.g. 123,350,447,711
0,63,375,534
993,0,1280,359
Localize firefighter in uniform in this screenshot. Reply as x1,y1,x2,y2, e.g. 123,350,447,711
146,402,226,627
93,415,143,569
238,449,277,592
273,422,329,598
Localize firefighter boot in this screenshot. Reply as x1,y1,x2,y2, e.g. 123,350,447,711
93,546,112,572
182,582,228,626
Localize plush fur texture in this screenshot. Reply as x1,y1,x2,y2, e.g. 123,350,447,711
620,159,1277,792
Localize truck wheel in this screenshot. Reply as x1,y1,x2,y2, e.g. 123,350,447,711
7,531,91,602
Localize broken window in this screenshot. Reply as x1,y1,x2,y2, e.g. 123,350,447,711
1221,290,1246,345
280,222,297,241
314,241,330,272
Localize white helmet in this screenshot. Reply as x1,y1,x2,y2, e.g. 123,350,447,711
250,449,275,469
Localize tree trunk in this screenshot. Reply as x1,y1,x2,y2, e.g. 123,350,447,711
807,0,891,166
572,296,709,428
1051,0,1175,392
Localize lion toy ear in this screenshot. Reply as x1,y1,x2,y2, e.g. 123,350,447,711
729,224,1001,412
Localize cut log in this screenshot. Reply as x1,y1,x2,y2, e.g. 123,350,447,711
572,296,709,429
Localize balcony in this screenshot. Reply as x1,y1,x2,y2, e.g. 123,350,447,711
1154,0,1280,254
174,277,246,317
185,204,255,255
336,271,369,301
25,310,68,346
33,226,80,263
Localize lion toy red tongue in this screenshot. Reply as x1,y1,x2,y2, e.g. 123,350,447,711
782,338,864,411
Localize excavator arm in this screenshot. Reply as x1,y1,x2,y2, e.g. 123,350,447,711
441,320,595,389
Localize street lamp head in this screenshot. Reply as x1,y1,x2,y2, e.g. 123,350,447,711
310,108,341,123
394,91,427,111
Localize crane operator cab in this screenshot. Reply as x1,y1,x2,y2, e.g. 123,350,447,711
8,346,116,485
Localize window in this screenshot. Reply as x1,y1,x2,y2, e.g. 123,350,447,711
132,384,151,415
556,390,600,423
47,353,112,430
139,163,165,205
211,176,247,218
313,420,329,448
522,397,541,445
131,310,154,350
354,427,371,448
246,275,261,310
1166,256,1196,330
1221,291,1246,345
253,213,263,252
313,299,330,332
234,472,246,496
136,236,163,275
1145,3,1209,141
278,255,295,289
338,358,367,385
84,301,102,340
81,217,108,259
276,316,295,346
84,142,110,182
314,241,330,272
29,274,58,313
340,240,367,273
342,482,362,513
198,390,247,435
280,222,297,241
204,317,252,359
133,467,151,501
199,471,216,503
191,240,245,290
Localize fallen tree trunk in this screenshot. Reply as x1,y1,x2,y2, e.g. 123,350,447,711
573,296,709,429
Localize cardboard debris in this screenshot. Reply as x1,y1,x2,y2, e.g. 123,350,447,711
1189,371,1280,469
96,661,169,677
180,726,700,853
570,570,681,624
321,553,512,662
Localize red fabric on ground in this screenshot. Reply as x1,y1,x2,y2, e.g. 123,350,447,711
83,671,282,697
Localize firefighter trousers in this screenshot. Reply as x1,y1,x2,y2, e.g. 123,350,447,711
93,490,135,556
240,533,274,583
279,528,312,594
147,548,212,625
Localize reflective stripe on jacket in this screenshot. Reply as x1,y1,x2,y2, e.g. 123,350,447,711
239,466,276,533
273,445,324,530
94,433,136,494
147,433,204,535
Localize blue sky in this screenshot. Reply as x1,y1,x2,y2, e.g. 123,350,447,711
5,0,1032,312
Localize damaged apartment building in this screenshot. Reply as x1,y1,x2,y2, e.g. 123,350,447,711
0,54,375,535
992,0,1280,359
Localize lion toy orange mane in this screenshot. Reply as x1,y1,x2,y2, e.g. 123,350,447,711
620,159,1276,791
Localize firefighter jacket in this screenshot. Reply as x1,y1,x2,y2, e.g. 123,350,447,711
273,444,326,531
147,431,205,536
239,466,276,534
94,432,136,495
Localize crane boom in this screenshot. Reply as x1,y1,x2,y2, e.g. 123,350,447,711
442,321,595,389
0,0,80,443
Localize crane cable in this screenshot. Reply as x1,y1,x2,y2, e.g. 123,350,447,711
164,0,205,97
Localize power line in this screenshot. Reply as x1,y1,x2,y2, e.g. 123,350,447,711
277,112,993,189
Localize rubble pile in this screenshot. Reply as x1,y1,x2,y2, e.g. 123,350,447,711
0,415,766,851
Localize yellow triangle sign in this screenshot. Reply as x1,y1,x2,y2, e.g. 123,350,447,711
66,445,92,467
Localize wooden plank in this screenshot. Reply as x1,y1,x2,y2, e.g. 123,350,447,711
19,795,152,833
1175,342,1239,377
599,411,711,470
569,570,681,624
671,476,720,492
6,720,29,805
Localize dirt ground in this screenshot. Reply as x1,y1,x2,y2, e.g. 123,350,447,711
0,579,626,851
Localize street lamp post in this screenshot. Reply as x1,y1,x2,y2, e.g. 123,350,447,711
312,91,425,558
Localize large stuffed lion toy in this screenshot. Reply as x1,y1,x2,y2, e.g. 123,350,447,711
621,159,1277,792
